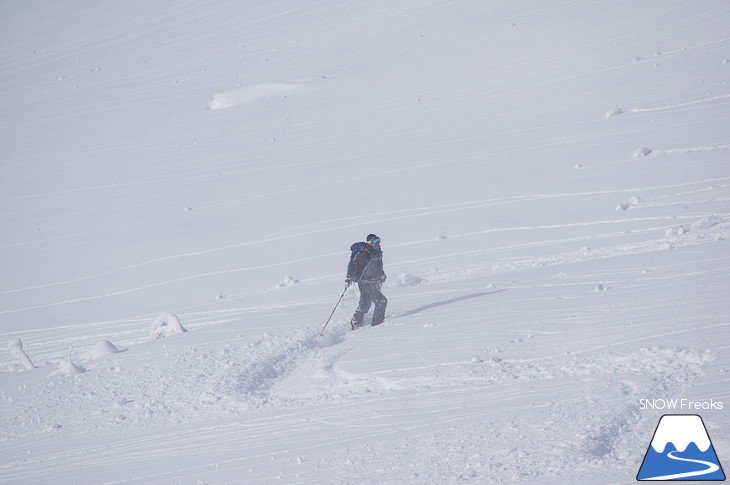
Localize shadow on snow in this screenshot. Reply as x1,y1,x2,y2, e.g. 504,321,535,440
399,289,506,317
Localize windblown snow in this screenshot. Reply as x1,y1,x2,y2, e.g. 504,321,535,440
1,1,729,484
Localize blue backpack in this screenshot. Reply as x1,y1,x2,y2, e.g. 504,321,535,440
347,242,367,279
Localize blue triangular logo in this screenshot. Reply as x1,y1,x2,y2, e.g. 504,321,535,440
637,414,726,481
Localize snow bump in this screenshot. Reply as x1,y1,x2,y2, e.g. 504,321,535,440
209,77,325,110
150,312,188,340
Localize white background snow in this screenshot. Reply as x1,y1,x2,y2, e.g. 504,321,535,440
1,1,729,484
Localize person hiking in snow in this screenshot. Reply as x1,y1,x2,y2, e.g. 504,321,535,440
346,234,388,329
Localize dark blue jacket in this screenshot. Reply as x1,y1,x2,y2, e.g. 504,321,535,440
347,243,385,283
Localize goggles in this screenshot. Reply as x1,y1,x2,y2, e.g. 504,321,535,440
368,237,381,245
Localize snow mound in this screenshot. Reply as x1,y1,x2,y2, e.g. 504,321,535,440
692,214,723,230
605,106,626,117
395,272,425,287
150,312,187,340
51,349,86,377
616,196,641,211
53,358,85,376
665,226,689,237
276,275,299,288
209,77,324,110
8,338,35,370
84,340,124,361
210,83,300,110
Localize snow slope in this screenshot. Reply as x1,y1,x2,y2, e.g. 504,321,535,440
1,1,729,483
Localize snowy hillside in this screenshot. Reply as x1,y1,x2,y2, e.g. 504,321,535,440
1,1,729,483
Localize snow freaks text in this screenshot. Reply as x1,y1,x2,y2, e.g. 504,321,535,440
639,399,724,411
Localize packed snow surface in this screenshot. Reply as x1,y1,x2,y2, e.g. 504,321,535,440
1,1,729,484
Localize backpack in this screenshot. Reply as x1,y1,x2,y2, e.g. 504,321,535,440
347,242,367,279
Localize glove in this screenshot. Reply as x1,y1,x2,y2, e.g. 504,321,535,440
345,276,352,287
379,274,387,284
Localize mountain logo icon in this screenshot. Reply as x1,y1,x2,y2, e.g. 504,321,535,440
637,414,726,481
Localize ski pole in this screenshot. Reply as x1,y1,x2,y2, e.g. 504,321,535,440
319,284,349,336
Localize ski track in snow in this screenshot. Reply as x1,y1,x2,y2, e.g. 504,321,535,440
1,168,728,481
607,94,730,117
1,205,727,371
2,178,728,314
0,324,718,484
